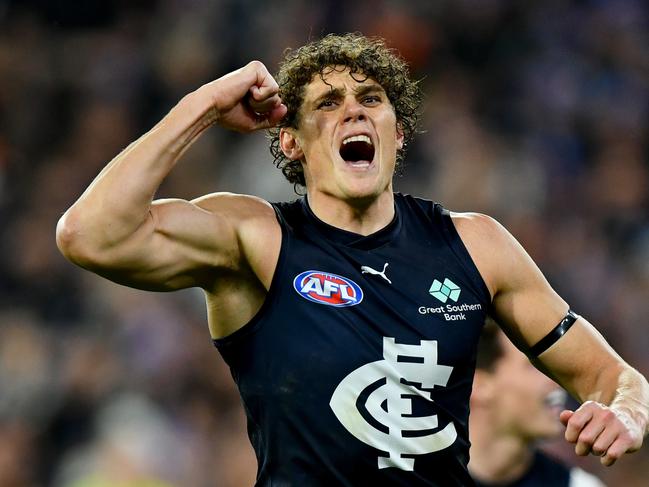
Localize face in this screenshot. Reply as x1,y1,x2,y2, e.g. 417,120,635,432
490,336,565,441
281,66,403,202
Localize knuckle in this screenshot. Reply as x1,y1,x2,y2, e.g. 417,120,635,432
618,433,636,449
579,433,595,445
601,410,615,422
580,400,597,410
248,60,264,70
569,416,586,429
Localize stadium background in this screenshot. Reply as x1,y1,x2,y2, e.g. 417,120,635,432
0,0,648,485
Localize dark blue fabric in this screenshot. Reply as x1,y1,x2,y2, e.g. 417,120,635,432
213,193,491,486
473,451,573,487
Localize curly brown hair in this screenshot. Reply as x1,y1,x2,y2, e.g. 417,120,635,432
268,33,423,190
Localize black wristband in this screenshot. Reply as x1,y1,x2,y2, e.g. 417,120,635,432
528,310,579,357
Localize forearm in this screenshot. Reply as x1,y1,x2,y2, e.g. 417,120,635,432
58,88,215,254
607,367,649,437
565,330,649,436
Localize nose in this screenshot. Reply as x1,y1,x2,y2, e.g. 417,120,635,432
342,96,366,123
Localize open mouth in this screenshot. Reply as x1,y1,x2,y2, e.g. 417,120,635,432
339,134,375,166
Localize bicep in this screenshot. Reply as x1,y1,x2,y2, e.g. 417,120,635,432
489,228,568,350
89,197,239,291
456,213,624,400
454,212,567,347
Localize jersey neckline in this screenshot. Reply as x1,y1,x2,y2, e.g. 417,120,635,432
300,194,402,250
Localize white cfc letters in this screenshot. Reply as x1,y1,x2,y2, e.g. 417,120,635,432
329,337,457,471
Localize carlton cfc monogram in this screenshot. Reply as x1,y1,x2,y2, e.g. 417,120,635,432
329,337,457,471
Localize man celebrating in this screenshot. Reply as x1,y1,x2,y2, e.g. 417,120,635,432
57,34,648,486
470,320,605,486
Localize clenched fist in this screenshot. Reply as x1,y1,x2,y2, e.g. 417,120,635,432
560,401,645,466
196,60,287,133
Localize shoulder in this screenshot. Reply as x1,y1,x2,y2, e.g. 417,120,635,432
192,191,279,234
193,192,282,288
193,191,280,257
449,212,521,297
450,211,508,242
449,211,521,259
192,192,276,220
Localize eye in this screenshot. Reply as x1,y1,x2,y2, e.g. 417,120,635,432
317,99,337,109
362,95,381,105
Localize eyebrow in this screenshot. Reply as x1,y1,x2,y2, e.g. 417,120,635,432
354,83,386,97
311,83,386,106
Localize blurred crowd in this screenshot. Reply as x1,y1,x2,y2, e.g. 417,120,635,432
0,0,648,485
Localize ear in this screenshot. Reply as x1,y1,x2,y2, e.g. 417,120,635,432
396,122,405,150
471,370,496,407
280,128,304,161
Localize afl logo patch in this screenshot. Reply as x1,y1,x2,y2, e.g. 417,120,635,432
293,270,363,307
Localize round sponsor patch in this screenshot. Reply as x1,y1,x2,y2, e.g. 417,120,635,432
293,270,363,307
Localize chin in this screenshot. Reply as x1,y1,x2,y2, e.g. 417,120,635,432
340,186,384,205
339,175,390,200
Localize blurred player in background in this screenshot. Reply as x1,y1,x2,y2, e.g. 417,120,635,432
56,33,648,486
470,320,605,487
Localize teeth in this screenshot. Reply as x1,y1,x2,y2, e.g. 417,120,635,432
544,390,567,408
342,135,372,145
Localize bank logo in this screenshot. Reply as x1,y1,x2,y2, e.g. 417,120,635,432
329,337,457,471
293,270,363,307
429,278,460,303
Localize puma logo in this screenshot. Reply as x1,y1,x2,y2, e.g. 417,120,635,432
361,263,392,284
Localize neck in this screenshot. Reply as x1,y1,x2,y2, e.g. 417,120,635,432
306,189,395,236
469,411,535,484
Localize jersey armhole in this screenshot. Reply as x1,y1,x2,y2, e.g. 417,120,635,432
437,205,493,311
212,204,289,349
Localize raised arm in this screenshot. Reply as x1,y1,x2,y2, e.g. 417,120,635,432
454,212,649,466
56,61,286,291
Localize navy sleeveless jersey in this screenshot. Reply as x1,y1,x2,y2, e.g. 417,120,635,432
213,193,491,486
